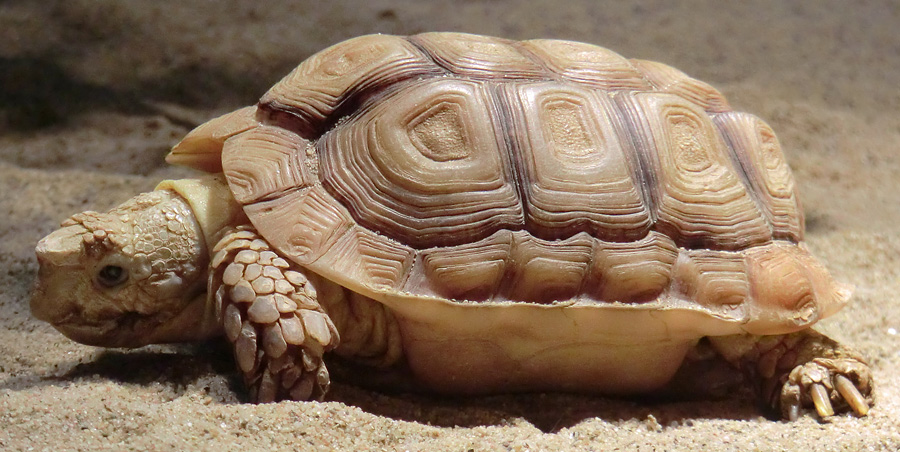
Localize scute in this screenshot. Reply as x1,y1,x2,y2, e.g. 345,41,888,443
617,92,772,249
713,111,803,241
192,33,849,336
318,77,523,248
501,81,651,241
411,32,545,79
629,59,731,112
260,34,442,138
590,231,677,303
521,39,650,90
221,123,314,203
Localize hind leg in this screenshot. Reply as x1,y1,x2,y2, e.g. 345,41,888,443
708,329,872,420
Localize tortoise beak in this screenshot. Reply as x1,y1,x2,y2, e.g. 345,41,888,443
32,225,89,323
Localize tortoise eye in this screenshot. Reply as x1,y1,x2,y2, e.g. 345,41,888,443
96,265,128,288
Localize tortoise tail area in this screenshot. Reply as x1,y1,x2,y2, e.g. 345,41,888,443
166,105,260,173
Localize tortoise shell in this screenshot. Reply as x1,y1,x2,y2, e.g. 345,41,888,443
170,33,849,337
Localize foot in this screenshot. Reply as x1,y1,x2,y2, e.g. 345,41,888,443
709,330,873,420
210,226,340,402
778,356,871,421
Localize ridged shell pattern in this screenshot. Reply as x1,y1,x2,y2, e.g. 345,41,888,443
220,33,842,329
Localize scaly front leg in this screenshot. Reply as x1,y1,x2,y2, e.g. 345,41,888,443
210,226,340,402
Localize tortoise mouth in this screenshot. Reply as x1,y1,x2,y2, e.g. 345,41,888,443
50,292,220,347
52,311,158,348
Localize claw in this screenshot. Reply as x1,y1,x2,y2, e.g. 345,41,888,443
781,382,802,421
835,374,869,416
811,383,834,418
787,402,800,422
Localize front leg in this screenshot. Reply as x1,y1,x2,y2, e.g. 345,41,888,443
708,329,873,420
210,226,339,402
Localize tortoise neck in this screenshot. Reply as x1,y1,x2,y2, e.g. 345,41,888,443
155,175,249,251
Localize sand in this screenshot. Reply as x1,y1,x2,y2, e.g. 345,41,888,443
2,1,899,450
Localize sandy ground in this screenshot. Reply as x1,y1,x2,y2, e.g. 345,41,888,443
2,1,899,450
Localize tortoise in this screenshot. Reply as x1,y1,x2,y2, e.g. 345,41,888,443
31,32,872,420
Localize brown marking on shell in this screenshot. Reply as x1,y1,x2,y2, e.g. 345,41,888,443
743,244,824,331
672,248,750,314
503,232,594,303
313,225,415,291
408,230,680,305
499,81,651,241
520,39,651,90
260,34,442,138
317,77,522,247
221,124,314,204
214,33,842,322
411,230,512,301
242,187,354,265
411,32,545,79
713,112,803,241
589,231,678,303
616,92,772,249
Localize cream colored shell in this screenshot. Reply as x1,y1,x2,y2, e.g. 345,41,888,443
169,33,849,337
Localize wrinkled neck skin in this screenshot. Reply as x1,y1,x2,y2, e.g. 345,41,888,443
31,175,245,348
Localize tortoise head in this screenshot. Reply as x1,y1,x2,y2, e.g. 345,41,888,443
31,189,216,347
